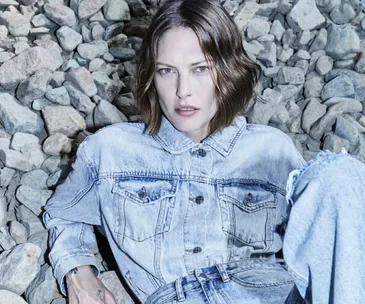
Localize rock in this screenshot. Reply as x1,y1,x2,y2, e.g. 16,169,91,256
334,115,359,149
25,264,58,304
114,92,137,116
316,0,341,13
290,50,311,62
321,74,355,100
20,169,49,189
50,71,66,87
257,42,276,67
93,71,123,102
323,96,360,106
222,0,239,15
16,68,53,105
287,0,326,31
233,2,260,32
77,40,109,60
323,133,347,153
56,26,83,52
42,105,86,137
13,41,30,55
31,13,57,28
0,47,62,89
91,23,105,40
45,86,71,105
310,99,363,139
9,221,28,244
89,58,107,72
0,243,41,295
295,60,309,74
262,88,284,106
0,167,16,187
0,290,27,304
78,0,109,19
94,99,127,129
124,0,147,17
355,52,365,73
0,138,10,150
330,3,356,24
325,24,360,60
20,143,47,168
16,185,53,216
247,101,274,125
43,133,72,155
315,56,334,75
0,51,15,63
11,132,39,151
0,25,8,40
308,50,326,71
0,227,16,250
104,0,131,21
302,97,327,133
64,82,95,114
109,46,136,61
0,93,44,136
0,11,31,37
274,84,303,101
277,45,294,63
65,67,97,97
44,3,76,27
99,271,134,304
246,18,270,40
276,67,305,85
304,75,325,98
0,197,7,227
270,105,290,124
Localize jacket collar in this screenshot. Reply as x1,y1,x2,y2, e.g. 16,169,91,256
152,115,247,157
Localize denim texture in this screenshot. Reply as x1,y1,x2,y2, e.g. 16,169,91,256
43,115,305,302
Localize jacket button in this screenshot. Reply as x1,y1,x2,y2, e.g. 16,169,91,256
195,196,204,205
198,149,207,157
193,247,202,253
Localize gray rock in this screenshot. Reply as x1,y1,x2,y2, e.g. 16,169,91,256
44,3,76,27
0,167,16,187
13,41,30,55
94,99,127,129
261,88,284,106
50,71,66,88
362,15,365,30
43,133,72,156
11,132,39,151
9,221,28,244
247,101,274,125
77,40,109,60
31,13,57,28
20,169,49,189
334,115,359,149
323,133,347,153
325,24,360,60
42,105,86,137
51,298,66,304
65,67,97,97
0,227,16,250
45,86,71,105
243,40,264,57
114,92,137,116
290,50,311,62
222,0,239,16
309,29,327,54
21,213,45,236
310,99,363,139
0,290,27,304
304,74,325,98
0,51,15,63
246,18,270,40
0,197,7,227
109,46,136,61
0,25,8,40
286,100,304,133
270,105,290,124
355,52,365,73
257,42,276,68
89,58,107,72
0,93,44,136
91,23,105,40
78,0,109,19
302,97,327,133
295,60,309,74
234,3,260,32
104,0,131,21
124,0,147,17
47,169,63,187
277,0,291,14
60,59,80,72
0,11,31,37
321,74,355,100
25,264,58,304
16,185,53,216
0,149,32,172
20,143,47,168
323,96,361,106
64,82,95,114
308,50,326,72
0,243,41,295
0,47,62,89
56,26,83,52
30,27,50,34
33,98,52,111
276,67,305,85
315,56,334,75
330,4,356,24
316,0,341,13
93,72,123,102
274,84,303,101
16,68,52,105
0,138,10,150
277,45,294,62
99,271,134,304
287,0,326,31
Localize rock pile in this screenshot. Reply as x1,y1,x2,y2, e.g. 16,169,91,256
0,0,364,303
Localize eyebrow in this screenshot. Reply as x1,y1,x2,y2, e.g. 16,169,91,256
156,60,208,68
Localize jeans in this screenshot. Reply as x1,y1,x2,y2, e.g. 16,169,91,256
146,151,365,303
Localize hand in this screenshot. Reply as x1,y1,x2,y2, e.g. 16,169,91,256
66,265,117,304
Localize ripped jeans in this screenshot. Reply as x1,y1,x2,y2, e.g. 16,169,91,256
146,152,365,304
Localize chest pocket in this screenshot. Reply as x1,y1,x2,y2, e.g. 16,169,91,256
218,182,277,250
112,178,177,242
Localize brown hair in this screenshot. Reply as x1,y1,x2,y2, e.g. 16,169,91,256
136,0,260,135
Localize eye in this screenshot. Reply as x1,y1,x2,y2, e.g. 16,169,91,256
194,66,209,73
157,68,174,75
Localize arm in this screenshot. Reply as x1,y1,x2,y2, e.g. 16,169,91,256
43,141,115,303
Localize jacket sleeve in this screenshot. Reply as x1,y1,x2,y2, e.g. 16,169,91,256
43,140,101,295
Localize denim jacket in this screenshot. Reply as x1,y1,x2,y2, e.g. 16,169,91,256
43,115,305,302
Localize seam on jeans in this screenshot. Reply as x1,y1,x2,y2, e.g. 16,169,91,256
286,265,308,285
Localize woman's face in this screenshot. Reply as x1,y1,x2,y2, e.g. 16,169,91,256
154,27,218,143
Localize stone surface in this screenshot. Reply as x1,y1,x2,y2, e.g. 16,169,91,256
45,86,71,105
246,18,271,40
64,82,95,114
302,97,328,133
287,0,326,31
56,26,83,52
0,243,41,295
94,99,127,129
321,74,355,100
65,67,97,97
20,143,47,169
0,290,27,304
78,0,109,19
44,3,76,26
0,11,31,37
104,0,131,21
21,169,49,189
0,149,32,172
11,132,39,151
43,133,72,155
233,2,260,32
9,221,28,244
93,71,123,102
16,185,53,216
330,3,356,24
276,67,305,85
315,56,334,75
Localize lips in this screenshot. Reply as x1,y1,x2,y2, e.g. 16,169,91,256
175,105,199,116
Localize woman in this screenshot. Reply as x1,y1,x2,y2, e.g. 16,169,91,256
43,0,365,303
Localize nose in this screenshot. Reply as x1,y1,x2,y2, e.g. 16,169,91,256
176,73,192,99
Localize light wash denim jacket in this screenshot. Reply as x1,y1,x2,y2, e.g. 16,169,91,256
43,115,305,302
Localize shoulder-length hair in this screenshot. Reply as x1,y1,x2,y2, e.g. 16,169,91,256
136,0,260,135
